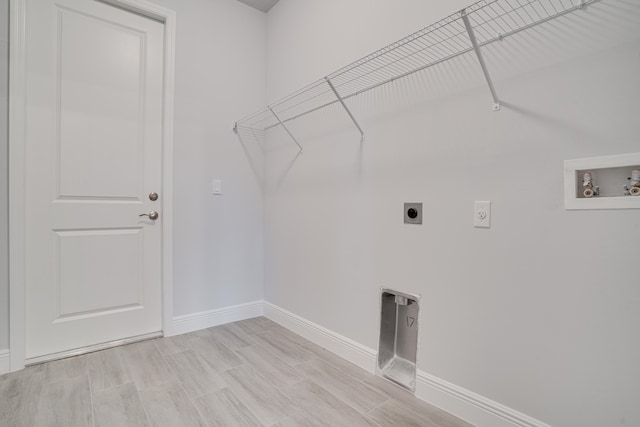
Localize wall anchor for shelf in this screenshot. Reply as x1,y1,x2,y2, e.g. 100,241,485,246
268,106,304,153
325,77,365,142
461,9,501,111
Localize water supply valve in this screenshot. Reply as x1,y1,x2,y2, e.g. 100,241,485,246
582,172,599,198
623,170,640,196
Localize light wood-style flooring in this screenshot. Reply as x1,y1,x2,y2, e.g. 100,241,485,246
0,317,473,427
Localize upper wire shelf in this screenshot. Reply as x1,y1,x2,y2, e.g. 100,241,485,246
234,0,599,151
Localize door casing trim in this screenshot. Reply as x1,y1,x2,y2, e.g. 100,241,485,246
8,0,177,370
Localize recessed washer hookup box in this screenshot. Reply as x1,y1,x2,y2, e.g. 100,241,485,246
378,289,420,392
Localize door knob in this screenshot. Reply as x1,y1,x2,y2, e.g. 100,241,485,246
139,211,159,220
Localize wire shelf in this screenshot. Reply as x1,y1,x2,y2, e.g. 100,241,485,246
234,0,599,149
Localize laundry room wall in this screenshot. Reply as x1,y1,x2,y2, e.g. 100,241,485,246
144,0,268,321
263,1,640,426
1,0,10,353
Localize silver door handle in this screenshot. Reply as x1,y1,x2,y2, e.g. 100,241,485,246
139,211,159,220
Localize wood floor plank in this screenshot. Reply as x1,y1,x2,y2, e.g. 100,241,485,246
193,388,262,427
363,376,472,426
93,382,149,427
236,344,305,389
258,322,331,357
281,380,378,427
187,334,243,372
220,364,298,425
35,375,93,427
154,333,192,357
254,316,282,331
87,347,131,391
0,369,45,427
296,358,387,414
263,322,313,346
233,317,269,336
306,346,372,382
119,339,176,390
251,331,317,366
271,412,319,427
0,363,46,382
165,349,227,398
366,397,474,427
45,354,88,382
362,375,415,403
207,323,255,350
139,381,207,427
188,328,214,339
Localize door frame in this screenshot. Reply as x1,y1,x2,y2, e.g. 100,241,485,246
9,0,177,371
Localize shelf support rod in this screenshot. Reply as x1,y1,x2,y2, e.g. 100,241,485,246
461,9,500,111
325,77,365,142
268,106,303,153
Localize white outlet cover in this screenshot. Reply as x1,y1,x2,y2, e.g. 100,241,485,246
474,201,491,228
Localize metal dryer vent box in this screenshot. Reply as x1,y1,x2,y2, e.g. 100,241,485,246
404,202,422,224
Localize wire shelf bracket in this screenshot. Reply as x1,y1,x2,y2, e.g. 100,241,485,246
325,77,365,142
234,0,603,146
461,8,501,111
270,106,304,153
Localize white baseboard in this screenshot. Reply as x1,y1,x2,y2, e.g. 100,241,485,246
263,302,377,372
0,349,10,375
263,301,551,427
170,300,263,336
416,372,552,427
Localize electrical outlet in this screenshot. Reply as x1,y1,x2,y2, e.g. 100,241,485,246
404,202,422,224
474,201,491,228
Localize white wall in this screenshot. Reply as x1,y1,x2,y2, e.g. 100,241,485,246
1,0,10,351
264,1,640,426
122,0,267,318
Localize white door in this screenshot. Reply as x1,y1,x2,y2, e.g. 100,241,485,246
24,0,164,361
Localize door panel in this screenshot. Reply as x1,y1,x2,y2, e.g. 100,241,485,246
57,8,144,198
55,228,142,318
24,0,164,360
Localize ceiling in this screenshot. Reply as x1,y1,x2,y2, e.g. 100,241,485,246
235,0,280,13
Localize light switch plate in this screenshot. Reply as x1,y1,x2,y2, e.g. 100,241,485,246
474,201,491,228
213,179,222,195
